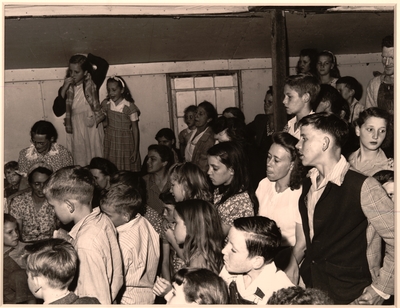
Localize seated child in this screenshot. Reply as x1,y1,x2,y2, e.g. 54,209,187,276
156,128,182,163
159,192,185,282
4,161,22,198
43,166,123,304
3,214,36,304
100,182,160,304
267,286,333,305
178,105,197,160
220,216,293,304
164,268,229,305
24,238,100,304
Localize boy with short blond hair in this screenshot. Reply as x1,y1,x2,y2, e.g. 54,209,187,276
100,182,160,304
43,166,123,304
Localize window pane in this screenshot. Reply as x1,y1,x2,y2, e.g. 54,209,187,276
194,76,213,88
216,88,237,114
175,78,194,89
176,91,196,116
196,90,216,105
215,75,234,87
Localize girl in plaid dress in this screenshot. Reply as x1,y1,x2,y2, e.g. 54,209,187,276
102,76,141,171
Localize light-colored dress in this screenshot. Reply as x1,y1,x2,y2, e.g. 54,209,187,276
67,83,104,167
102,99,141,171
256,178,302,247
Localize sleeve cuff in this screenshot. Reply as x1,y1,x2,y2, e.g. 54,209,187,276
371,284,390,300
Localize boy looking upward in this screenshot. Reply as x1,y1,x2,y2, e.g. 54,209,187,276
43,166,123,304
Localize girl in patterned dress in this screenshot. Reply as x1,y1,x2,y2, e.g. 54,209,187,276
207,141,257,237
102,76,141,171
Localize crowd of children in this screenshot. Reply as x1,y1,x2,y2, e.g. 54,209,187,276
3,34,395,305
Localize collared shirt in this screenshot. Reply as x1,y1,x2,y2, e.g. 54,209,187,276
348,148,394,177
220,263,293,305
69,207,123,304
18,143,73,175
107,98,139,121
117,214,160,304
305,155,394,298
285,111,314,140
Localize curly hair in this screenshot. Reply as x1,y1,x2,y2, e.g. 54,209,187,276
270,132,305,190
169,162,212,201
268,286,333,305
174,199,224,274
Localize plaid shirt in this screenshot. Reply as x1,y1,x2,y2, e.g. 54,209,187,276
307,156,394,297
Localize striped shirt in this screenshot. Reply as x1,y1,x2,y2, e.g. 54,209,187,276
117,214,160,304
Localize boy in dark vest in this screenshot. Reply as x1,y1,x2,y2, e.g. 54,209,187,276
295,113,393,304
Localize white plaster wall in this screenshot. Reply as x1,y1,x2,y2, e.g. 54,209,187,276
4,53,383,163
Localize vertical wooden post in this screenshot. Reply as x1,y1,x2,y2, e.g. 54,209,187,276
271,9,288,131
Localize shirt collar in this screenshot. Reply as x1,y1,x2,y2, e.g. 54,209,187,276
308,155,350,188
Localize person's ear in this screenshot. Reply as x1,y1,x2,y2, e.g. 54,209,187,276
322,136,331,152
355,125,361,137
65,200,75,213
302,93,311,104
123,213,130,223
229,167,235,176
252,256,265,270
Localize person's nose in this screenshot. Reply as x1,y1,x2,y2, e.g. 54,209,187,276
372,130,378,139
296,140,301,150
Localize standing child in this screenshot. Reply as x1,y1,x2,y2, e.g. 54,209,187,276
178,105,197,160
283,74,320,139
24,238,100,304
102,76,141,171
153,199,225,297
43,166,123,304
316,50,341,87
53,54,108,166
336,76,364,123
100,183,160,304
348,107,394,176
3,214,36,304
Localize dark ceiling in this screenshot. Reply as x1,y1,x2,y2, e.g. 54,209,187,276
4,7,394,70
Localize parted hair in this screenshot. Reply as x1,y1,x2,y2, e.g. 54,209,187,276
298,112,349,149
174,199,224,274
43,165,95,206
25,238,77,289
270,132,305,190
172,268,229,304
233,216,281,264
30,120,58,142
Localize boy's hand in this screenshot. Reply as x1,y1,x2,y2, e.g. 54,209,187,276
153,276,172,297
53,229,72,242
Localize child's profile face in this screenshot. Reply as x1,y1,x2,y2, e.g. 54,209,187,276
47,198,73,225
170,180,185,202
173,210,186,245
336,83,354,103
107,80,124,104
100,204,127,228
356,116,387,152
222,227,253,274
4,221,19,248
184,111,196,128
282,85,307,116
162,203,175,223
383,181,394,201
68,63,86,85
5,169,21,187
